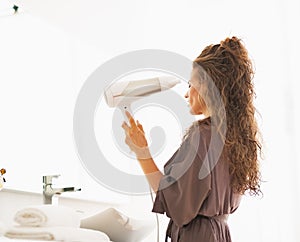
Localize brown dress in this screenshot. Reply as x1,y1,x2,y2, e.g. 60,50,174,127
152,118,241,242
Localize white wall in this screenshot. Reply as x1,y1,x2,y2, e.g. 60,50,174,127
1,0,299,241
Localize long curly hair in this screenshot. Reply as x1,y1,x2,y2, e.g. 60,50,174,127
193,36,262,195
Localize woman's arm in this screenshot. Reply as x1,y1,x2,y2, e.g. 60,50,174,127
137,156,163,193
122,111,163,193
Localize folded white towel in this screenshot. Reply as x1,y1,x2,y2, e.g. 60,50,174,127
4,226,110,241
0,221,8,235
14,205,80,228
81,208,155,242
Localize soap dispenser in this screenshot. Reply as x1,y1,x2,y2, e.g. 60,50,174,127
0,168,6,191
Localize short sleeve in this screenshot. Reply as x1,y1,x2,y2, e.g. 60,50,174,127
152,125,212,227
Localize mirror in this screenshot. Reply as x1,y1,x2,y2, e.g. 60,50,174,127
0,7,190,201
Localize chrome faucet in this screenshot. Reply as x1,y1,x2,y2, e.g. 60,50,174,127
42,175,81,204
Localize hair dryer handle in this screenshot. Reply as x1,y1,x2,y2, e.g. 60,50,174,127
118,103,133,119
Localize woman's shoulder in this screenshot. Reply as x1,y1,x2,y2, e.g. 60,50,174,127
190,117,211,135
197,116,211,127
182,117,212,149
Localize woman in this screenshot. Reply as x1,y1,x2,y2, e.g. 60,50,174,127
122,36,261,242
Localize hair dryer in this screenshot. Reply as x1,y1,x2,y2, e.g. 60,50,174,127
104,76,180,115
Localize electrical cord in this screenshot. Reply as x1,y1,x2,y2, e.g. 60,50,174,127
149,185,160,242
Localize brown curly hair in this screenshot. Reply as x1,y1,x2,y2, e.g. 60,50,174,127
193,36,262,195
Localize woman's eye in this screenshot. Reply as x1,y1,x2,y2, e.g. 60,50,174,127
188,81,191,88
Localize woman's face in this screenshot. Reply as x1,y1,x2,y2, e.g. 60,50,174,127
184,71,208,116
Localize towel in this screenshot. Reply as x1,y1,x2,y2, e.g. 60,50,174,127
0,221,7,235
81,208,155,242
4,226,110,241
14,205,80,228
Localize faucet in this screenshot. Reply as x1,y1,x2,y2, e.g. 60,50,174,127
42,175,81,204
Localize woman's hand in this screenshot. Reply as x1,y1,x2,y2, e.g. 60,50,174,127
122,111,150,159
